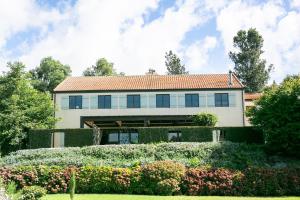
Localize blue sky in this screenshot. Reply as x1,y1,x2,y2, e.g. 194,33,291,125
0,0,300,83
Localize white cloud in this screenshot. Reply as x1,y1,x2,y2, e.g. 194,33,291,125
291,0,300,9
183,36,217,73
3,0,211,76
216,0,300,82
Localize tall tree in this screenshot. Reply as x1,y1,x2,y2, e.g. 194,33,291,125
229,28,273,92
165,50,188,75
83,58,116,76
29,57,71,93
0,62,56,154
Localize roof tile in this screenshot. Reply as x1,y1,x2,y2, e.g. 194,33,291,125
54,74,243,92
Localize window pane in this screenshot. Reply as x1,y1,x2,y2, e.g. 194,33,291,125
99,96,105,108
215,94,222,107
105,95,111,108
127,95,140,108
69,96,82,109
127,95,133,108
131,133,138,144
192,94,199,107
156,94,162,107
185,94,192,107
157,94,170,108
168,132,178,142
69,96,75,109
222,94,229,107
108,133,119,142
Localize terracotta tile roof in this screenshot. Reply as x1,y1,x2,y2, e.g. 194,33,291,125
245,93,262,101
54,74,244,92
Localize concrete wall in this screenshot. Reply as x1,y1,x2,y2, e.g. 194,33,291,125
55,90,245,128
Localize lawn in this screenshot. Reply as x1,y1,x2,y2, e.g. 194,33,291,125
42,194,300,200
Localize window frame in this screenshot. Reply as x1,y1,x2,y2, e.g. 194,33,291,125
214,93,229,107
69,95,82,109
127,95,141,108
185,93,199,107
98,95,111,109
156,94,170,108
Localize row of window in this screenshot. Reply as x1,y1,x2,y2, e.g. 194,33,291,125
68,93,230,109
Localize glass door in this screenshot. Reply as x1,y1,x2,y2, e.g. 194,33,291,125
119,133,130,144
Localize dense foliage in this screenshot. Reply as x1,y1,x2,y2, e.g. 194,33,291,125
29,57,71,93
2,142,269,169
249,75,300,157
165,50,188,75
18,186,47,200
229,28,272,92
0,162,299,196
191,113,218,126
83,58,117,76
0,62,56,155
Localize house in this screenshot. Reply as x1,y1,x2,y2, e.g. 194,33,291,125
53,71,245,130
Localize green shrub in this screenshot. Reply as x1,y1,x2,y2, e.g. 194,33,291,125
249,75,300,157
0,164,300,196
138,161,185,195
2,142,268,169
192,113,218,126
18,186,46,200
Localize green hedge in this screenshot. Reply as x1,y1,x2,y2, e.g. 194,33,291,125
1,163,299,196
28,126,263,149
29,129,93,149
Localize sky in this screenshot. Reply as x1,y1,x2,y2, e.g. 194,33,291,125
0,0,300,83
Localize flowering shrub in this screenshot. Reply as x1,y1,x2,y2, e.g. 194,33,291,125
182,167,242,195
18,186,46,200
0,162,299,196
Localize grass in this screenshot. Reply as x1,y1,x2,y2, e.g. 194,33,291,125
42,194,300,200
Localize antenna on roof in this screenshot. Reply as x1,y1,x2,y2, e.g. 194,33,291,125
146,68,158,75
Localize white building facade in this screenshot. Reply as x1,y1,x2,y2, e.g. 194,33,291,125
54,74,245,128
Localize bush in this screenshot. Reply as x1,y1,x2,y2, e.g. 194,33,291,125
192,113,218,126
0,164,299,196
249,75,300,157
138,161,185,195
18,186,46,200
239,167,300,196
182,168,242,195
2,142,268,170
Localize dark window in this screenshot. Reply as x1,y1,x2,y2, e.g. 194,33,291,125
98,95,111,109
185,94,199,107
127,95,140,108
156,94,170,108
215,93,229,107
168,131,182,142
69,95,82,109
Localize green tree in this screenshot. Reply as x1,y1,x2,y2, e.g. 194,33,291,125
192,113,218,126
29,57,71,93
0,62,56,154
249,75,300,157
165,50,188,75
83,58,116,76
229,28,273,92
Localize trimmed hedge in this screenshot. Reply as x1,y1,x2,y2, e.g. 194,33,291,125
0,162,299,196
29,129,93,149
28,126,263,149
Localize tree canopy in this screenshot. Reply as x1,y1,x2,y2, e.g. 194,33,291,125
249,74,300,157
0,62,56,154
83,58,116,76
29,57,71,93
229,28,273,92
165,50,188,75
